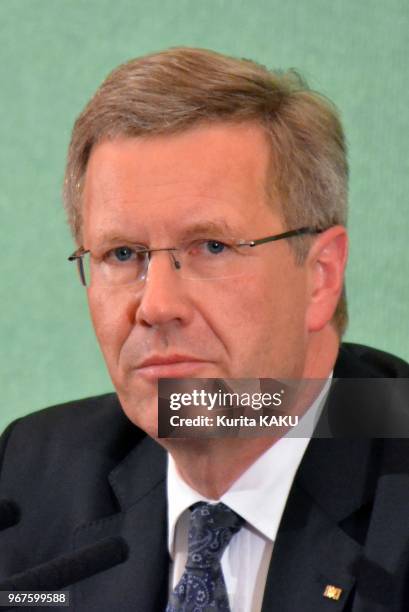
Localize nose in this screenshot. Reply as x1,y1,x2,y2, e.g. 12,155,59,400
135,250,193,328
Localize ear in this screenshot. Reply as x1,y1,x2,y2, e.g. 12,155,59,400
305,226,348,333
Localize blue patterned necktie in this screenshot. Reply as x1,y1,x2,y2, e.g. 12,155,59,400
167,502,244,612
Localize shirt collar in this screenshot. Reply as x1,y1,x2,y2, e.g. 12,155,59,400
167,374,332,556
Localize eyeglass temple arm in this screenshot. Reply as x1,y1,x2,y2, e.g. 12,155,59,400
247,227,323,247
68,248,88,262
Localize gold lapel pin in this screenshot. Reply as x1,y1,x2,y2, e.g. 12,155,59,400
323,585,343,601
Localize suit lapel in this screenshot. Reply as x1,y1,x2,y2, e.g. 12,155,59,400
72,435,169,612
261,438,375,612
261,342,380,612
262,344,406,612
351,440,409,612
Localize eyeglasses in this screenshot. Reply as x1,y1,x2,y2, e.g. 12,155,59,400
68,227,324,288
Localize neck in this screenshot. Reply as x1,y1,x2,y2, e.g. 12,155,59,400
167,437,278,499
159,326,340,499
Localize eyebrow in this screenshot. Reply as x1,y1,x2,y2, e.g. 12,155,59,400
91,233,143,250
177,219,241,240
92,219,243,248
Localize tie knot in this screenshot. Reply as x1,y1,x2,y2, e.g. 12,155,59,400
186,502,244,569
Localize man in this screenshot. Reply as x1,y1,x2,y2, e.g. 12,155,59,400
0,48,408,611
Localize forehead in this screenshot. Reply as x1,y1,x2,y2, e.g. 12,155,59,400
82,122,278,241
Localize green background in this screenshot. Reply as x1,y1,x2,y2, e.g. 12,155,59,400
1,0,408,432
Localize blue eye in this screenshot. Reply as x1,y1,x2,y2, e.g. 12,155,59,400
114,246,134,262
206,241,226,254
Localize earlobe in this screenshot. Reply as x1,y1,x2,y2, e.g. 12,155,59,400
306,226,348,332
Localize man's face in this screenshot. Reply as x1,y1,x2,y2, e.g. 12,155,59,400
83,123,311,437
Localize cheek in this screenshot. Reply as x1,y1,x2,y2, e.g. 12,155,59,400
87,288,135,364
216,263,308,372
217,263,305,325
201,275,273,361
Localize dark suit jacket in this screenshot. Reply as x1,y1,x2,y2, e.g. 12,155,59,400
0,343,408,611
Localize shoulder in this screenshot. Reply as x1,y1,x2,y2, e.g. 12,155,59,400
0,394,150,570
318,343,409,438
0,393,146,498
1,393,143,460
335,342,409,378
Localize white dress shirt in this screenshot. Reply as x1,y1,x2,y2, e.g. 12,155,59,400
167,376,331,612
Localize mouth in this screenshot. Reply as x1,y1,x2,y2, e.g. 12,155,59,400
135,355,210,381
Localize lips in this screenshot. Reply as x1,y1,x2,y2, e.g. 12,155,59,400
138,354,204,368
136,354,209,380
